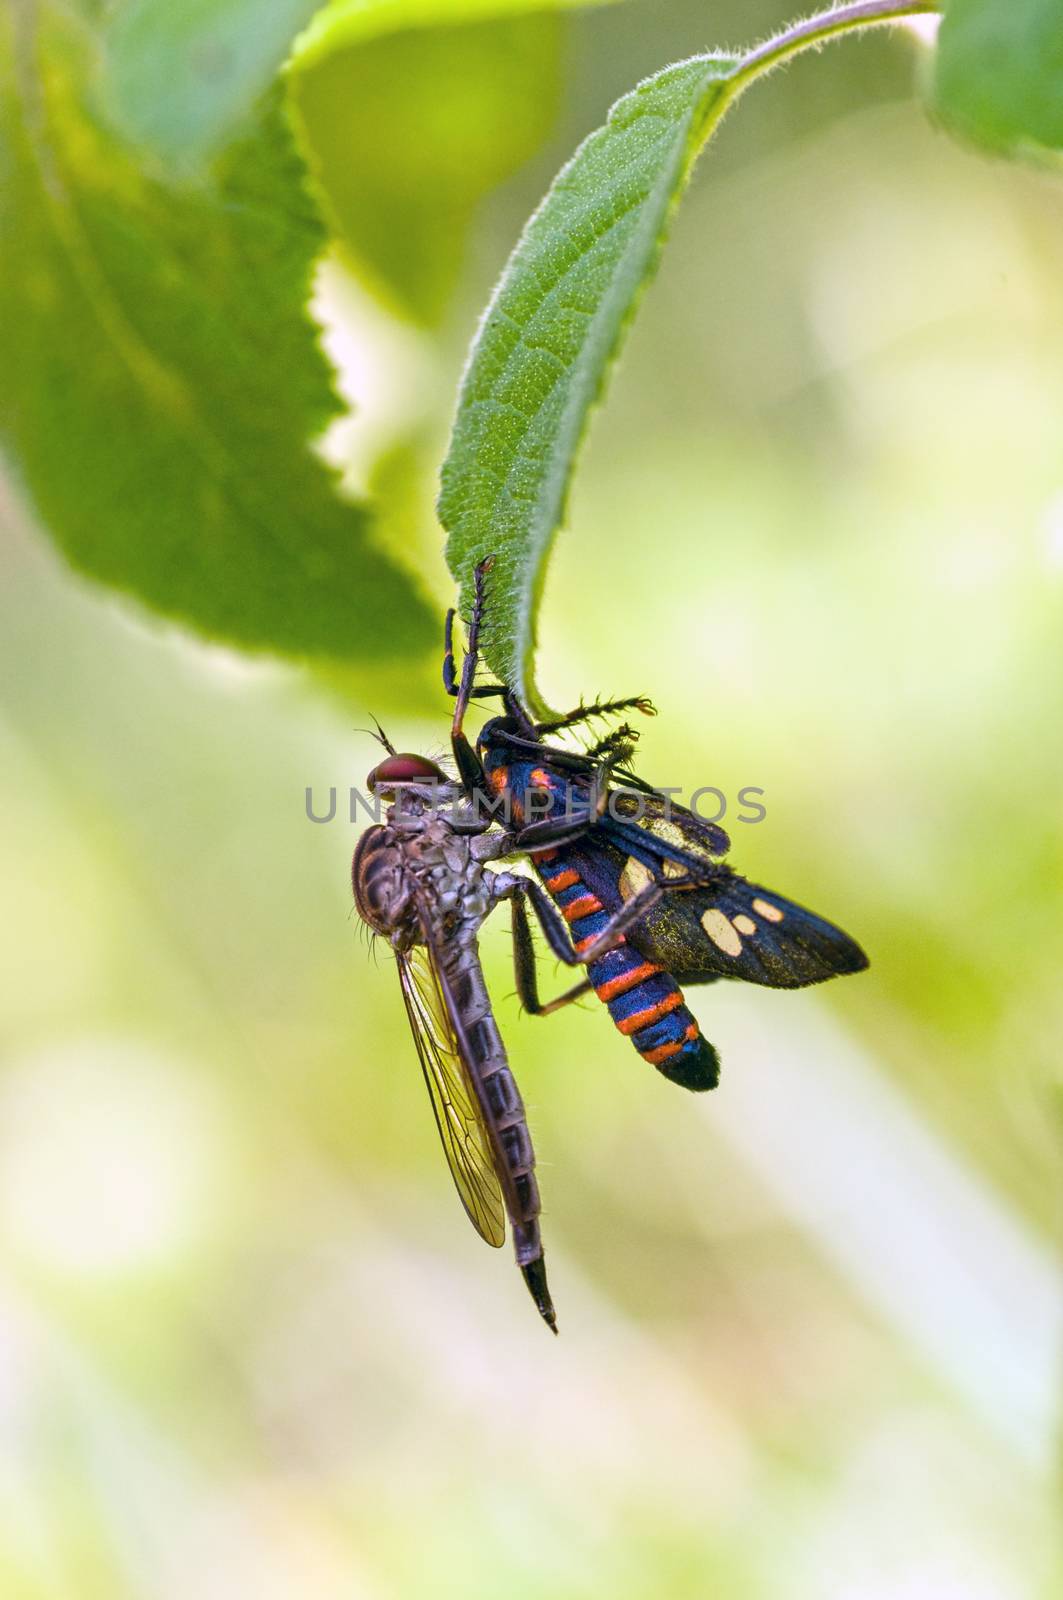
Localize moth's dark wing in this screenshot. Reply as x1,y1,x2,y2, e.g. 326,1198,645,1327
605,790,731,868
396,946,506,1248
626,872,869,989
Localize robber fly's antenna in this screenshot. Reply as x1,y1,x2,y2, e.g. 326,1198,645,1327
355,716,398,756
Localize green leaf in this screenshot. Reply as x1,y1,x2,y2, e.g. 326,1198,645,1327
0,3,433,662
437,53,737,710
931,0,1063,158
292,0,610,66
437,2,938,707
99,0,322,170
287,0,616,326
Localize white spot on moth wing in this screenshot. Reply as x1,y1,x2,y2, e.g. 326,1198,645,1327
701,909,743,957
733,914,756,936
619,856,654,902
752,898,784,923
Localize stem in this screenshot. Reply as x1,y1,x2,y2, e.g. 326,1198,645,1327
730,1,941,96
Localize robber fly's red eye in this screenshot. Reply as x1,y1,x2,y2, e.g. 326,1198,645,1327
367,753,447,793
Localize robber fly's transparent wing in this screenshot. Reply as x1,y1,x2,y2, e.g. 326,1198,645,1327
396,944,506,1248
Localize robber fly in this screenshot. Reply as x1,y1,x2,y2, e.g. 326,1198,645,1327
352,736,569,1331
443,560,869,1089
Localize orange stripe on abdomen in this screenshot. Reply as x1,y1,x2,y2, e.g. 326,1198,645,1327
593,961,659,1002
642,1038,682,1065
562,894,603,923
615,991,684,1035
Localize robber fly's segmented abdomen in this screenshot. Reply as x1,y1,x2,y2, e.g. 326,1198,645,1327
534,848,720,1092
438,937,543,1264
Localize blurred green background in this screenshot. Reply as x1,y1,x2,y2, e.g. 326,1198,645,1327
1,2,1060,1596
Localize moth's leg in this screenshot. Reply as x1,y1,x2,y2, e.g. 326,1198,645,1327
485,728,640,810
486,728,603,772
551,750,634,826
600,767,660,798
575,729,665,800
535,696,656,736
509,889,594,1015
581,725,638,764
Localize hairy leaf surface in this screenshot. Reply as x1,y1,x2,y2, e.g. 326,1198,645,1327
438,53,737,709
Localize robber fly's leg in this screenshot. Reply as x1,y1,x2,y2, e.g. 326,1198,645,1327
443,618,506,702
508,889,594,1015
566,878,670,964
443,561,515,798
490,811,598,856
465,785,600,860
446,558,492,734
452,726,488,800
478,757,620,858
535,696,656,736
503,874,669,972
442,605,459,697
